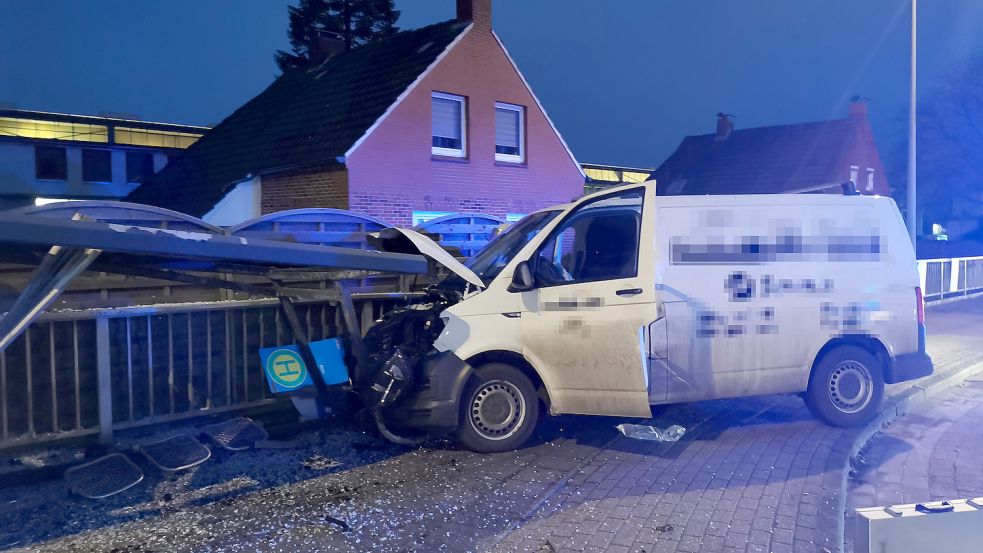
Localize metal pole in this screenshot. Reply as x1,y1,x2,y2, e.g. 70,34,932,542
906,0,918,251
96,317,113,443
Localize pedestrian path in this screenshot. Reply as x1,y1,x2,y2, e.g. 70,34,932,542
846,377,983,552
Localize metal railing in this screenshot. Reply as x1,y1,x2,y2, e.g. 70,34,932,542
919,256,983,302
0,297,402,449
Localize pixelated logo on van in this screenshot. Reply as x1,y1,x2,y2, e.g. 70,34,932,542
671,232,881,265
724,272,834,302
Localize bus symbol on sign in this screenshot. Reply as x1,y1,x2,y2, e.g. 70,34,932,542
266,349,307,389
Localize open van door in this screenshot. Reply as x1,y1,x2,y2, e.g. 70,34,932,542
515,186,656,417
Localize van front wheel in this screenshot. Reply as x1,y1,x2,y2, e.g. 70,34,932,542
805,345,884,427
456,363,539,453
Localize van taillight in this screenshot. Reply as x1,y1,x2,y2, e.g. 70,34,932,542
916,286,925,325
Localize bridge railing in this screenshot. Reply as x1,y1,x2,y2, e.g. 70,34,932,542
919,256,983,302
0,296,405,450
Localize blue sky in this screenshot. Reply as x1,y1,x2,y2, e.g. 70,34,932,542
2,0,981,171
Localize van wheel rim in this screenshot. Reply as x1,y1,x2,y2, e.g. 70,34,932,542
827,361,873,413
469,380,526,441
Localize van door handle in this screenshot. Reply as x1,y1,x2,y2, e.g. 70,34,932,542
616,288,643,296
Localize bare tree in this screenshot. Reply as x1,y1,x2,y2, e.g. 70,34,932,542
900,56,983,235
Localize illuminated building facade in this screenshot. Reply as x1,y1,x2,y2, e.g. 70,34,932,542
581,163,655,194
0,108,207,210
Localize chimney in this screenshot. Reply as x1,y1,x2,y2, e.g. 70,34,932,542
715,112,734,141
848,95,869,118
457,0,492,29
310,29,346,65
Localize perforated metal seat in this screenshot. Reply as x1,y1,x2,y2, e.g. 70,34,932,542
140,434,211,471
202,417,268,451
64,453,144,499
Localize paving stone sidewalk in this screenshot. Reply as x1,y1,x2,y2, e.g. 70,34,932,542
2,298,982,553
845,377,983,552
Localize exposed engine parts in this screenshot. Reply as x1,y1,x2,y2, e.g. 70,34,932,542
359,288,457,443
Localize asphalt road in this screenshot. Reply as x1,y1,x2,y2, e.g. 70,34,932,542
2,296,982,553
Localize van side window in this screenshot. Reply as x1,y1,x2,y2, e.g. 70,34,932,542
533,188,643,286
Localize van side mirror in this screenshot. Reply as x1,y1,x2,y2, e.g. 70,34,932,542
509,260,535,292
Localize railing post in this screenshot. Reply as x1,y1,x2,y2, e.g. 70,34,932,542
96,317,113,444
950,259,961,294
917,260,927,293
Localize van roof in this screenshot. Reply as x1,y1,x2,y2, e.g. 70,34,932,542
535,181,896,215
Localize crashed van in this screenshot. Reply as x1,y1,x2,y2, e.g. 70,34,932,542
363,182,933,452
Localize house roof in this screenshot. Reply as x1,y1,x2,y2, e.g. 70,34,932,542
653,117,867,195
128,19,470,217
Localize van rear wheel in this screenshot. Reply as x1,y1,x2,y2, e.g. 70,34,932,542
805,345,884,427
456,363,539,453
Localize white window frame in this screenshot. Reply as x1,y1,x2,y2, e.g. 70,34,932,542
431,91,467,158
494,101,525,163
865,168,875,192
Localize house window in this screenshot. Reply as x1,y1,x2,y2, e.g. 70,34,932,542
849,165,859,185
126,151,155,183
866,168,875,192
35,146,67,180
82,149,112,182
431,92,466,157
494,102,525,163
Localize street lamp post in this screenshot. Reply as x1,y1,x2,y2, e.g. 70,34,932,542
907,0,918,251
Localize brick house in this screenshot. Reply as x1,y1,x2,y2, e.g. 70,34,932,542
653,99,890,196
129,0,584,226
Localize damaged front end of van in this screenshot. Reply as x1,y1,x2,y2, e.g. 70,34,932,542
355,228,486,443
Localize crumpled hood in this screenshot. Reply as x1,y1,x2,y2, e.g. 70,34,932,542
368,228,485,290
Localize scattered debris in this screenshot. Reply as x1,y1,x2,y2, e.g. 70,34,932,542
615,423,686,442
302,455,341,470
351,441,389,452
254,439,301,449
324,515,350,531
655,524,674,533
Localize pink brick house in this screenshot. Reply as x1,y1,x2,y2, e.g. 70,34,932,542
129,0,585,226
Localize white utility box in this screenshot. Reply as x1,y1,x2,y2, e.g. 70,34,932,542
854,499,983,553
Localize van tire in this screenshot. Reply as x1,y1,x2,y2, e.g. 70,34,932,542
804,345,884,427
456,363,539,453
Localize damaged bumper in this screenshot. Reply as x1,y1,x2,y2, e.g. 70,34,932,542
381,351,474,434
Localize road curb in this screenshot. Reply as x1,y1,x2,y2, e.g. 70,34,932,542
836,355,983,552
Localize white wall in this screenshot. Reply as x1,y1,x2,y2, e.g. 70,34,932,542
202,176,262,226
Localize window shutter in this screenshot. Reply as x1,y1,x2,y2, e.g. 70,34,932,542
432,97,462,140
495,108,520,149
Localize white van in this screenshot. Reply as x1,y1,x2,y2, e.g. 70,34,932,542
364,182,933,452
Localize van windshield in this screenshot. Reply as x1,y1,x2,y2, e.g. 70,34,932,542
465,210,561,285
